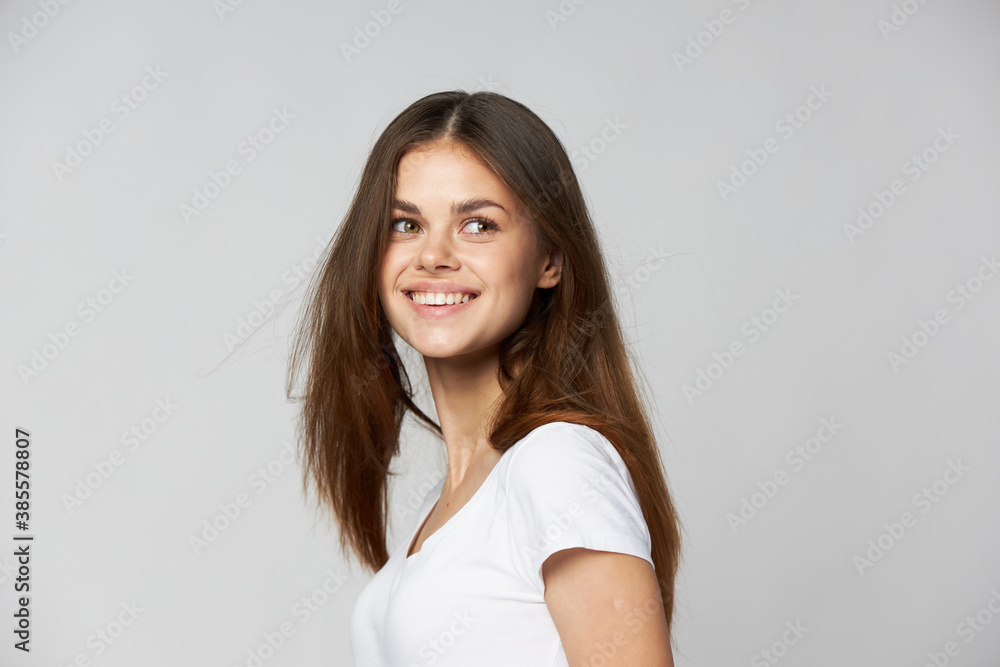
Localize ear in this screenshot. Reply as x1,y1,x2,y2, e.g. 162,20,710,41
537,247,563,289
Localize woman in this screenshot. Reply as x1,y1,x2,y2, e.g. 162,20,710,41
286,90,682,666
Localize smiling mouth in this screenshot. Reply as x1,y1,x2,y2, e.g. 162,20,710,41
404,291,480,306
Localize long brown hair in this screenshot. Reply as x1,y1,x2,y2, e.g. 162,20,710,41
285,90,683,635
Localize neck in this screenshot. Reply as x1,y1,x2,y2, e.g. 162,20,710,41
423,346,504,493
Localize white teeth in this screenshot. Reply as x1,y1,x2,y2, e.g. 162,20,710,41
407,291,476,305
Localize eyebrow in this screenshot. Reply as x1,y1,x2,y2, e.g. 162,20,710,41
392,198,508,215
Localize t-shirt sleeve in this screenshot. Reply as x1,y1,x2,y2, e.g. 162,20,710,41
504,423,653,593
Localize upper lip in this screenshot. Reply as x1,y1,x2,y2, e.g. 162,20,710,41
401,281,481,296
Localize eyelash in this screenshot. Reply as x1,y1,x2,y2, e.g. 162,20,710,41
389,216,500,236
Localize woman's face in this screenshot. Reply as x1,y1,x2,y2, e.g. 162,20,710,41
377,138,562,361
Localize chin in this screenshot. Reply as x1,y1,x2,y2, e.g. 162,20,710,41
413,344,471,360
408,338,489,362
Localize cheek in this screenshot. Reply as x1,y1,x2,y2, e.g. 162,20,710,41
476,253,521,285
490,271,538,318
499,259,538,299
378,251,404,293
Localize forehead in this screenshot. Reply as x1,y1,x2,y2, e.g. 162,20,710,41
395,141,504,192
392,140,534,226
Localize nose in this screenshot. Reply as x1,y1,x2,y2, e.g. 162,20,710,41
414,223,459,271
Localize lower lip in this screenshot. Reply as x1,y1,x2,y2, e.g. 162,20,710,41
403,292,479,318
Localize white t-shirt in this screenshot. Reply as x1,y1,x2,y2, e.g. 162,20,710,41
349,421,654,666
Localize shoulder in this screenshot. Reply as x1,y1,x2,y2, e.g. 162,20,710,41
500,421,639,509
502,421,627,484
499,421,653,592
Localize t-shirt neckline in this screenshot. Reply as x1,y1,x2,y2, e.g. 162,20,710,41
404,450,509,562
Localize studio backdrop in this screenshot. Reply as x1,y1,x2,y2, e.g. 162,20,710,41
1,0,999,665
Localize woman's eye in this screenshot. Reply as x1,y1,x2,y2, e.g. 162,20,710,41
391,219,419,233
390,218,497,234
463,218,497,234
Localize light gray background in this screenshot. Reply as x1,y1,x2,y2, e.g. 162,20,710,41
2,0,999,665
